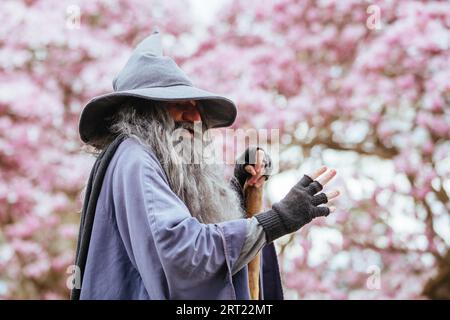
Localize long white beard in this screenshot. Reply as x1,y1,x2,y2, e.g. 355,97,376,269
109,103,245,224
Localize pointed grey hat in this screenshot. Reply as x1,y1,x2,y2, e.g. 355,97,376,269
78,28,237,143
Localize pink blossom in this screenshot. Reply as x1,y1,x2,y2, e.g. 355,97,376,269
2,0,449,300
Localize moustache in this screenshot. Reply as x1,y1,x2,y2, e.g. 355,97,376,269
174,121,195,135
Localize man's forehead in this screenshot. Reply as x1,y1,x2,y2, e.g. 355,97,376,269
168,100,197,107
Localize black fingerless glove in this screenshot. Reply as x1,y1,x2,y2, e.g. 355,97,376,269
233,146,272,190
255,175,330,243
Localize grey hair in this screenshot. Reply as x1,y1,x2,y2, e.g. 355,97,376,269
88,100,244,224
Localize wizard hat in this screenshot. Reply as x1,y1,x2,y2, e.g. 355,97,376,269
78,28,237,144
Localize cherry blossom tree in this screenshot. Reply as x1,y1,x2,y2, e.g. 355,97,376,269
0,0,191,299
1,0,449,299
182,0,450,299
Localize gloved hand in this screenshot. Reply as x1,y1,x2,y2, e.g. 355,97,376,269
233,146,272,190
255,169,338,243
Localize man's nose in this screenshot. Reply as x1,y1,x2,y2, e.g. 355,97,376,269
181,105,201,122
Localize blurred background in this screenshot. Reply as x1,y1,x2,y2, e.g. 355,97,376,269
0,0,449,299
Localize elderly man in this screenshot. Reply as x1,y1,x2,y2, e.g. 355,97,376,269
72,29,339,300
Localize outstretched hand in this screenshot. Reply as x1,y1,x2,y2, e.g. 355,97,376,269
305,166,340,213
254,165,341,243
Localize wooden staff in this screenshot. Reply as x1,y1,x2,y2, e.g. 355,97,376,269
244,184,263,300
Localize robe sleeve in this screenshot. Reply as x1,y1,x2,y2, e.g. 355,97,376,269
111,142,248,299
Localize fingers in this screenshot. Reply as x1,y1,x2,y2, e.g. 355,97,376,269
305,181,323,195
245,175,266,189
326,190,340,201
316,169,337,187
243,148,271,186
309,166,327,180
255,149,265,174
254,175,266,188
311,193,328,206
245,165,256,176
311,190,339,206
245,163,266,186
301,167,339,200
305,167,337,188
299,175,314,188
301,166,334,189
244,150,265,175
312,206,331,218
306,168,339,218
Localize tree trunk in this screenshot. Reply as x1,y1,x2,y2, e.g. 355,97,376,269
423,250,450,299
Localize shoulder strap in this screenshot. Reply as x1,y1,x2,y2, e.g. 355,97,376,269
71,134,127,300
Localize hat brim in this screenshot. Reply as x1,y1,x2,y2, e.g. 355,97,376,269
78,85,237,143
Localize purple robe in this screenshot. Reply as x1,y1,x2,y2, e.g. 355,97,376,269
80,137,283,299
